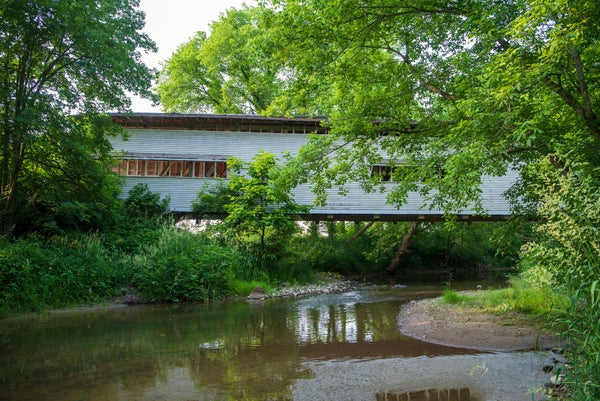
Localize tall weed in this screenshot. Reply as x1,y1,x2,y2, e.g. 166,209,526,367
521,160,600,399
131,228,257,302
0,235,120,314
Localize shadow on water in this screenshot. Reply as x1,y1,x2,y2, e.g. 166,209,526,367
0,284,531,401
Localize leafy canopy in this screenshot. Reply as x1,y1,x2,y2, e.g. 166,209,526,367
156,6,283,114
0,0,156,235
263,0,600,214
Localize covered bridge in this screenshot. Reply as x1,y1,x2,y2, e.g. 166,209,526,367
109,113,516,222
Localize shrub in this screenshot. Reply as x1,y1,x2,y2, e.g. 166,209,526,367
131,228,257,302
125,183,170,219
0,235,121,315
282,235,368,277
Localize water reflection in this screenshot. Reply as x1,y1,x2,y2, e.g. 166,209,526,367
0,286,473,401
291,291,397,344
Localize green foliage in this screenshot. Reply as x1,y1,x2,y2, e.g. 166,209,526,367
195,151,308,262
521,161,600,290
12,115,124,236
156,6,282,114
97,183,172,254
125,183,171,219
277,235,365,280
520,159,600,398
229,280,272,297
131,228,256,303
191,180,236,217
364,222,516,275
262,0,600,222
442,289,469,305
0,0,156,235
0,235,123,314
443,279,568,316
559,281,600,400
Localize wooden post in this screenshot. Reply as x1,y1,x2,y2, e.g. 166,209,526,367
387,221,419,275
310,221,319,237
348,221,375,243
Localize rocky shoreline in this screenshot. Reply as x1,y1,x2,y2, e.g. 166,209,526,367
247,278,359,300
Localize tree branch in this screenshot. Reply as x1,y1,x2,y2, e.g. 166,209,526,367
543,73,600,143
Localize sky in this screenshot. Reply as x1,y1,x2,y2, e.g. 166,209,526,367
131,0,257,112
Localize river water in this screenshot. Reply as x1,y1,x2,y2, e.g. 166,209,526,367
0,284,553,401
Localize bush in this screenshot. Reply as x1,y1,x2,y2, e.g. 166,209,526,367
102,184,172,253
131,228,257,302
282,235,368,277
125,183,170,219
0,235,121,315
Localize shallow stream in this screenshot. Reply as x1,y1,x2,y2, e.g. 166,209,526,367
0,284,553,400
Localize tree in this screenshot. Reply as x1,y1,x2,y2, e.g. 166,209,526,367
264,0,600,394
156,6,283,114
193,151,308,261
265,0,600,214
0,0,156,236
20,114,124,235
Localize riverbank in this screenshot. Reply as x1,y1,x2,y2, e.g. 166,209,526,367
398,296,562,352
248,275,358,300
0,276,358,319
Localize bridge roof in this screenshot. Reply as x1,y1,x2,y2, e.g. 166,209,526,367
110,113,329,134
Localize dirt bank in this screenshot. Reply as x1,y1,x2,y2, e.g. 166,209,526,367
398,297,562,352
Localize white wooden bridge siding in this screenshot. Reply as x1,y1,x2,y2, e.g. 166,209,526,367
109,119,516,220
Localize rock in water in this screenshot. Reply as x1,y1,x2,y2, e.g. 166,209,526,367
247,286,267,300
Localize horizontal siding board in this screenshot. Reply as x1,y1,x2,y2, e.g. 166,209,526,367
111,129,308,162
110,122,518,218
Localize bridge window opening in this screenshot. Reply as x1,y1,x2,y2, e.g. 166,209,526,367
194,162,204,177
113,159,227,179
205,162,216,177
371,165,395,182
147,160,158,176
371,163,446,181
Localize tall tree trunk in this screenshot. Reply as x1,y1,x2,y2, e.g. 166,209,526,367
0,137,26,236
387,221,419,275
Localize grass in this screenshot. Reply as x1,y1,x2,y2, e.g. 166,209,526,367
442,279,569,317
229,279,272,296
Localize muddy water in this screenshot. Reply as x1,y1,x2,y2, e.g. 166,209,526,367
0,285,552,401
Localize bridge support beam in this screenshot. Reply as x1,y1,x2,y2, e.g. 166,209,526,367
387,221,419,275
348,221,375,243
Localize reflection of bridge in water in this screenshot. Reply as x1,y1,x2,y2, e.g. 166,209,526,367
110,113,517,222
376,388,473,401
293,292,382,344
